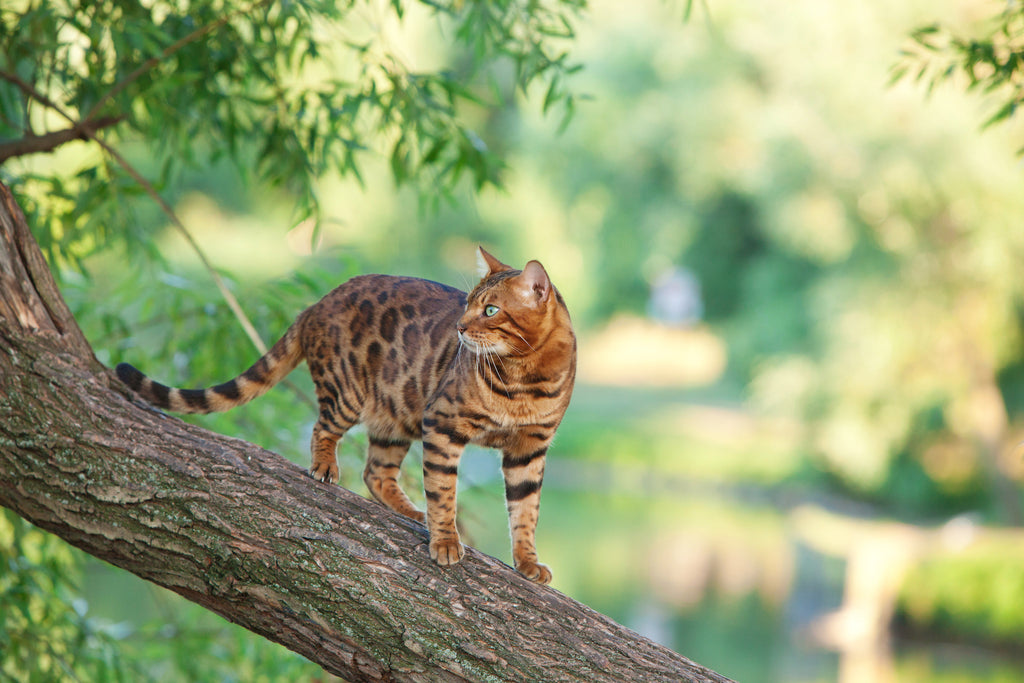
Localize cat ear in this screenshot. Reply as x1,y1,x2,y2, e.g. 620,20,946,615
477,247,512,277
519,260,551,305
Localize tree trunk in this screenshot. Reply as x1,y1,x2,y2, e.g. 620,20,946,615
0,181,732,683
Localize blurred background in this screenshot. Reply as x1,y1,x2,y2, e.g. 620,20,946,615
4,0,1024,681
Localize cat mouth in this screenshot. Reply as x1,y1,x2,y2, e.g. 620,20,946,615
457,331,481,352
458,331,501,355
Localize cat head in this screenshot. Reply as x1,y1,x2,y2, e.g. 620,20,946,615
457,247,556,357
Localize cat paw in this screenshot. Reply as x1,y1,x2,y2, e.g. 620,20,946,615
309,461,338,484
429,538,465,566
516,561,552,585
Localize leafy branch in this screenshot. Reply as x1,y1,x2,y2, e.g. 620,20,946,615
893,4,1024,146
1,0,585,263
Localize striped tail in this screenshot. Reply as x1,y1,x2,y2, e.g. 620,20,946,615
116,324,304,414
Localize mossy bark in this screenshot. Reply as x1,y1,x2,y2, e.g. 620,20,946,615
0,181,732,683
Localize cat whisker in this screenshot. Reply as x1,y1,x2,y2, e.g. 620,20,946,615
512,331,536,352
504,340,527,355
485,352,499,397
482,346,494,389
488,355,495,394
455,338,466,369
492,348,511,377
485,347,512,400
458,332,513,399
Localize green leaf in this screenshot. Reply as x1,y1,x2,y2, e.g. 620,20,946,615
982,98,1017,129
543,75,562,114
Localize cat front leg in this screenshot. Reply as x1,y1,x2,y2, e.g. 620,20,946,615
363,435,424,523
502,441,551,584
421,415,472,566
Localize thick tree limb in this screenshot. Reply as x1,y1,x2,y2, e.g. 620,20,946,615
0,181,732,683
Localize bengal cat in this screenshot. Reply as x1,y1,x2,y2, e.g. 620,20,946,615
116,248,576,584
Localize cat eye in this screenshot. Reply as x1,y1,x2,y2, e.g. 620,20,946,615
484,305,500,317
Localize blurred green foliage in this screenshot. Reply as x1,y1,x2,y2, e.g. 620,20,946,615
899,546,1024,648
1,509,127,682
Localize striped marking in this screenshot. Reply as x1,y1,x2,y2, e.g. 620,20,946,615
424,460,459,475
148,381,171,408
115,363,144,391
431,423,470,446
505,479,542,501
368,435,410,449
502,447,547,469
212,380,241,400
422,441,452,458
179,389,210,411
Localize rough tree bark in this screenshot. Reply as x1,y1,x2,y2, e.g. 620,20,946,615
0,181,732,683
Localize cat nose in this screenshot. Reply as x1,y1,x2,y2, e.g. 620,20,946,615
456,322,467,334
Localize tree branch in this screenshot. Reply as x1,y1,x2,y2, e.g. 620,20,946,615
0,115,124,164
0,180,732,683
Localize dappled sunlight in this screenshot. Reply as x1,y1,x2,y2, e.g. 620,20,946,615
157,191,304,277
578,315,726,388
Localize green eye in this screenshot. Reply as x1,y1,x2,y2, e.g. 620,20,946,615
484,305,500,317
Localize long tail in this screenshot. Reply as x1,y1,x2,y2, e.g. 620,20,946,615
116,323,304,414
